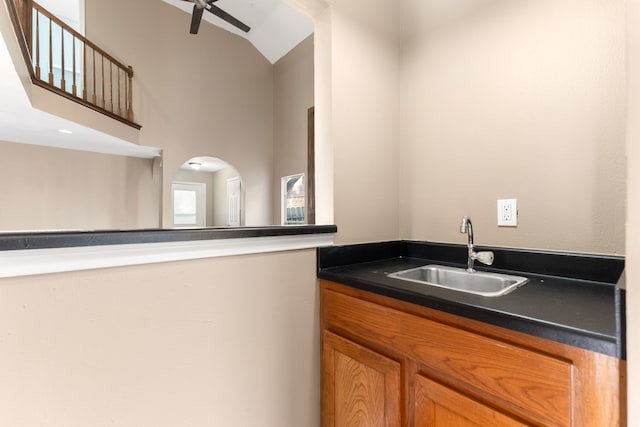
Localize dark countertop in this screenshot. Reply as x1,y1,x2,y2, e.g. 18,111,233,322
0,225,337,251
317,241,625,358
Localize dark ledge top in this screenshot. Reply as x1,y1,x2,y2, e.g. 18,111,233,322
317,240,625,359
0,225,337,251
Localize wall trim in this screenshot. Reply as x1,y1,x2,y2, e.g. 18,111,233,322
0,233,334,278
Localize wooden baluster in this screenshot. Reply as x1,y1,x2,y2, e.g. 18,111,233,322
92,48,96,105
48,15,53,84
24,0,33,55
125,67,130,120
15,1,24,41
109,61,113,112
15,0,21,28
127,66,133,122
117,67,122,117
101,55,105,108
60,26,65,91
34,8,40,79
72,35,77,96
82,41,87,101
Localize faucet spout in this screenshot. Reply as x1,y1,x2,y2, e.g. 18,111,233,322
459,216,494,272
460,216,473,246
460,216,475,271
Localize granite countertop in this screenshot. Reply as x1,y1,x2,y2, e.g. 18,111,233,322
317,241,625,358
0,225,338,279
0,225,337,251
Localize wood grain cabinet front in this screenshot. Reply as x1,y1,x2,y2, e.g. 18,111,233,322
320,280,625,427
322,330,402,427
414,375,530,427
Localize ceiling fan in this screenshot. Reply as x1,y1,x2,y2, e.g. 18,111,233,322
182,0,251,35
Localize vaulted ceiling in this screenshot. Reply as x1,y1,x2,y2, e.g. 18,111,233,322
163,0,314,63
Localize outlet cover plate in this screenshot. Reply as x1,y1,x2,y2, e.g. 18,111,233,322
497,199,517,227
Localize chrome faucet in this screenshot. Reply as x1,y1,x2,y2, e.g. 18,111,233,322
460,216,494,272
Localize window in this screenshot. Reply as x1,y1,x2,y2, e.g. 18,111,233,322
36,0,85,95
172,182,206,227
37,0,84,32
282,174,305,225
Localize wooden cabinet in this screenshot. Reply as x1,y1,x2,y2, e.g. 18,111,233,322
320,280,625,427
414,375,529,427
322,331,401,427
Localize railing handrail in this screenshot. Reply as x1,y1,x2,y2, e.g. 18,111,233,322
31,1,133,78
4,0,139,128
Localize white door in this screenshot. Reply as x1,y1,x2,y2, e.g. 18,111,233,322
227,177,241,226
172,182,206,227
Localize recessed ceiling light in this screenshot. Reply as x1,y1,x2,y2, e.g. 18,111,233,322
188,161,202,170
57,129,73,134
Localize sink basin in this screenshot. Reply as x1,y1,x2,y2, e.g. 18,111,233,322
387,264,528,297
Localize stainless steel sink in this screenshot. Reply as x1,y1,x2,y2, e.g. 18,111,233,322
387,264,528,297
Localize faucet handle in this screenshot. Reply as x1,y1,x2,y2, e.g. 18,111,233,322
474,251,494,266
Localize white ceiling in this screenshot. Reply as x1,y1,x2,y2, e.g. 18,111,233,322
180,156,231,172
163,0,314,63
37,0,315,63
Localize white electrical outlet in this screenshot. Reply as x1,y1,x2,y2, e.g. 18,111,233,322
497,199,518,227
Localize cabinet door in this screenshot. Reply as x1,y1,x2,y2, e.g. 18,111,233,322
322,330,401,427
415,374,531,427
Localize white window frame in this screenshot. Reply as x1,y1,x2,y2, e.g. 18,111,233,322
172,181,206,228
281,173,305,225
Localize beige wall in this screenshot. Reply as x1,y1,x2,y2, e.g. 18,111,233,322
626,0,638,422
86,0,275,227
0,0,632,425
312,5,334,226
4,0,625,250
0,250,321,427
0,140,160,231
273,35,315,223
399,0,626,254
1,0,320,231
329,0,401,244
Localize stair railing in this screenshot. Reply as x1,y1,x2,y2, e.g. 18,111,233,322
6,0,139,127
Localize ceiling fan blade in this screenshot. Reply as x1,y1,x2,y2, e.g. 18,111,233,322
206,4,251,33
190,4,205,34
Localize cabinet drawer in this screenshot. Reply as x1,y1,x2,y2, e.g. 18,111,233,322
323,288,571,426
